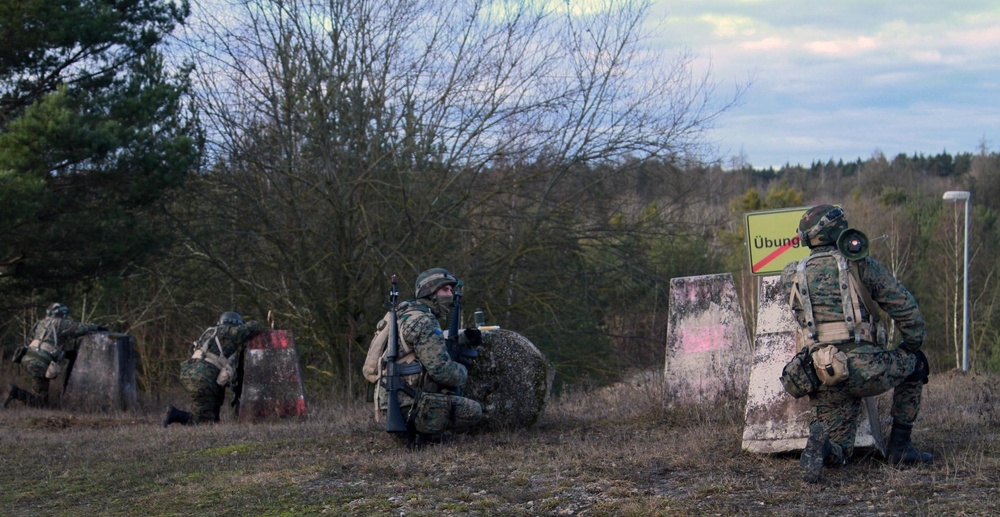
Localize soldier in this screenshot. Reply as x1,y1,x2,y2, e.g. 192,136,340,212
162,311,262,426
781,205,932,483
5,303,104,408
378,268,485,447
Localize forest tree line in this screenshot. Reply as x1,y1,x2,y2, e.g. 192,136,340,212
2,0,997,403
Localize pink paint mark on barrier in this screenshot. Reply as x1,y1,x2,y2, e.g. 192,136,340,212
679,325,726,354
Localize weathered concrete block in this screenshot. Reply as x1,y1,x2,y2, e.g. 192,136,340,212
239,329,308,421
741,275,878,453
464,329,553,430
62,332,138,411
664,273,752,407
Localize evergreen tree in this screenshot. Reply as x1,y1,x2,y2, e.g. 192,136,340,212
0,0,200,293
0,0,200,294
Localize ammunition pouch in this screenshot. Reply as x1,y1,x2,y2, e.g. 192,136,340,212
45,361,62,379
811,345,849,386
780,346,821,398
216,361,236,387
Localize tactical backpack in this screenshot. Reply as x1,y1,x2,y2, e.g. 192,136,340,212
363,304,427,422
362,306,421,384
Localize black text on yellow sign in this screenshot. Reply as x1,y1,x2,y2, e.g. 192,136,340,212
744,207,810,276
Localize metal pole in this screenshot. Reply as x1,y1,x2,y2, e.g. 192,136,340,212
962,197,969,371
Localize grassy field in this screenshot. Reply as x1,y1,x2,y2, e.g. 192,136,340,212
1,370,998,516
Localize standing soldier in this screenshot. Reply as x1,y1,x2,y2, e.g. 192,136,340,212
5,303,103,408
781,205,932,483
162,311,262,426
377,268,485,447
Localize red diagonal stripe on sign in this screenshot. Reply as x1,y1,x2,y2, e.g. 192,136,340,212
753,236,800,273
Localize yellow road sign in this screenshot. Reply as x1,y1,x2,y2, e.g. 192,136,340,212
745,207,810,276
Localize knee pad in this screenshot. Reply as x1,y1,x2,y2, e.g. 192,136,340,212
904,349,929,384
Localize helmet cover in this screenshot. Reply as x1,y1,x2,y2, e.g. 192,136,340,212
414,268,457,299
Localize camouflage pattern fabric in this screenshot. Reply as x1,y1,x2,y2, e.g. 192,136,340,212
178,320,262,424
179,358,226,423
811,345,922,461
781,247,925,348
781,245,927,463
379,299,484,432
19,316,101,407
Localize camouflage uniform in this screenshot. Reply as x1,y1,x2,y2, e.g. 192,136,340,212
781,247,925,461
177,319,262,424
375,269,484,445
8,310,101,408
781,204,931,482
378,300,484,437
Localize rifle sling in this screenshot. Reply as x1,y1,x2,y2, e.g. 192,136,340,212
396,362,423,376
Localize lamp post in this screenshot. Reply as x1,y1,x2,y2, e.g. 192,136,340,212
942,190,970,371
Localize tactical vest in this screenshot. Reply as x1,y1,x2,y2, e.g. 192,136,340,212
190,326,240,385
789,251,887,346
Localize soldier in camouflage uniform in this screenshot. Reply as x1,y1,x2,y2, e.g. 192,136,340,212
5,303,103,409
378,268,484,447
781,205,932,483
162,311,262,426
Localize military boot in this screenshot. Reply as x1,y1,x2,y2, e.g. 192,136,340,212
4,384,41,408
3,383,17,408
161,405,193,427
887,422,933,466
801,421,832,483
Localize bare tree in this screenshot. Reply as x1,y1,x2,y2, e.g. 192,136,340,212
169,0,742,394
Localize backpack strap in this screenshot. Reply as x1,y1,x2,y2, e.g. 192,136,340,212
848,260,880,324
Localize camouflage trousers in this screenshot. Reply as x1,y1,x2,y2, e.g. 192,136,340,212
179,359,226,424
811,344,923,462
22,351,54,407
397,392,484,435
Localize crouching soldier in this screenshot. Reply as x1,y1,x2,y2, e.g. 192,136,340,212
5,303,103,409
781,205,932,483
375,268,485,448
163,311,262,426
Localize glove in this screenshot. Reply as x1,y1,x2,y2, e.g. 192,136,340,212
462,328,483,348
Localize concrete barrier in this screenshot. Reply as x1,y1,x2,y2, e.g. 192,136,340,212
238,329,308,421
741,275,879,453
664,273,752,407
62,332,138,411
464,329,553,430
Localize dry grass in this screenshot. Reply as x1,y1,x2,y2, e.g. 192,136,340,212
1,371,998,516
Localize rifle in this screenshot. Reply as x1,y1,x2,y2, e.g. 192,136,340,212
382,275,410,434
445,280,478,396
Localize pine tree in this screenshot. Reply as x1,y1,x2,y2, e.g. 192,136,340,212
0,0,200,292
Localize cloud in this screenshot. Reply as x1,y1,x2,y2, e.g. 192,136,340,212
804,36,877,56
646,1,1000,166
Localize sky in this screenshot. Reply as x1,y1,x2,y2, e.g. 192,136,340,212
647,0,1000,169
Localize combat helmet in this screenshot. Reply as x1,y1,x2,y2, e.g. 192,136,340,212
218,311,244,326
46,303,69,317
797,204,848,248
414,268,457,299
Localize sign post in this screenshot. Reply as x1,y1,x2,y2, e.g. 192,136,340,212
745,207,810,276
